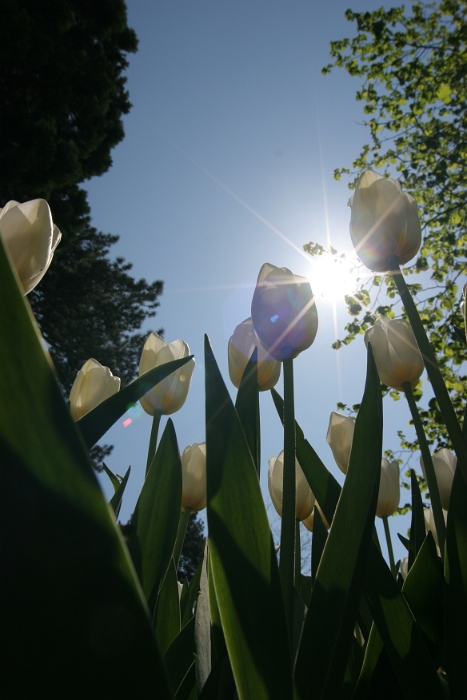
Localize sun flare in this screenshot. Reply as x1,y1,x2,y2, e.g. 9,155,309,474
307,253,357,302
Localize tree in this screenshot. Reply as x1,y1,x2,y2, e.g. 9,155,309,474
178,514,206,582
308,0,466,461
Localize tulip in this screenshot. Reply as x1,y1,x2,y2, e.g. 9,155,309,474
424,506,447,555
181,442,207,512
364,317,424,391
139,333,195,415
302,502,330,532
69,358,121,420
326,411,355,475
268,451,315,521
399,557,409,580
228,317,281,391
0,199,61,295
376,459,400,517
348,169,421,272
251,263,318,361
420,448,457,510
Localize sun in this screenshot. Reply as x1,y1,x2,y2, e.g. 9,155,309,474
307,252,357,302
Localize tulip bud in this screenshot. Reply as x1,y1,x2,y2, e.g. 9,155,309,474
251,263,318,361
399,557,409,580
228,317,281,391
139,333,195,416
302,503,330,532
181,442,207,512
376,459,400,517
326,412,355,475
0,199,62,295
420,448,457,510
348,169,421,272
69,358,121,420
268,451,315,521
364,317,424,391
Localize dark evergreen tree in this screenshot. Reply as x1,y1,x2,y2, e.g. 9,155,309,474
178,514,206,582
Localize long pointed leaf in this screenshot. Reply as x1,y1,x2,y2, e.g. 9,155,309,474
0,238,171,698
129,419,182,601
109,465,131,517
154,559,181,655
235,348,261,476
205,336,294,700
295,344,383,700
77,356,193,448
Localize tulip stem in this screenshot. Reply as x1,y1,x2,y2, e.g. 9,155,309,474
280,357,296,643
173,507,192,571
295,520,301,585
382,516,397,577
146,412,161,477
402,381,445,559
387,255,467,486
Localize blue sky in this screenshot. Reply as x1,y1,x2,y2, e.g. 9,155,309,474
85,0,419,568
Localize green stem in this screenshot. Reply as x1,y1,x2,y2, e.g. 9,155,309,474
295,520,301,585
382,516,396,577
280,357,296,643
403,381,445,559
173,506,192,571
387,255,467,484
145,412,161,477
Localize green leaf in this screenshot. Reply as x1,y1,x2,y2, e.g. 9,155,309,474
163,616,196,696
409,469,426,569
235,348,261,476
205,336,294,700
109,465,131,517
445,464,467,697
0,238,171,697
103,462,121,492
311,505,328,586
154,559,181,655
295,344,383,700
129,419,182,601
77,356,193,448
194,545,211,694
180,578,193,627
197,649,228,700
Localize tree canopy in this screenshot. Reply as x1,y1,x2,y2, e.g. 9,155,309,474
307,0,466,463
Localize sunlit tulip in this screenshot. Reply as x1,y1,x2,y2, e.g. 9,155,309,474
424,506,447,555
376,459,400,517
348,169,421,272
181,442,207,512
69,358,121,420
228,317,281,391
420,448,457,510
326,411,355,475
302,502,330,532
364,317,424,391
399,557,409,580
251,263,318,361
0,199,61,295
268,451,315,521
139,333,195,415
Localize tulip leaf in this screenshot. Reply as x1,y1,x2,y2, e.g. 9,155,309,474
77,356,193,448
103,462,121,492
128,418,182,602
154,559,181,655
163,616,196,696
109,465,131,517
409,468,426,569
180,579,193,627
273,372,443,698
197,648,229,700
445,464,467,697
311,505,328,585
205,336,294,700
0,238,171,697
235,348,261,476
294,343,383,700
194,544,211,693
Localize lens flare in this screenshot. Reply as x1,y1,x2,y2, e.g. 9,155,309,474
122,418,132,428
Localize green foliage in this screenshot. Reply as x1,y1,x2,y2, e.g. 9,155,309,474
311,0,467,452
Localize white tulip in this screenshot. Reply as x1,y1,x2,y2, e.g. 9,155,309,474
181,442,207,512
376,459,400,517
69,358,121,421
228,317,281,391
423,506,447,556
302,502,330,532
139,333,195,415
348,169,421,272
0,199,61,294
326,411,355,475
399,557,409,580
251,263,318,361
268,451,315,521
420,448,457,510
364,317,424,391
